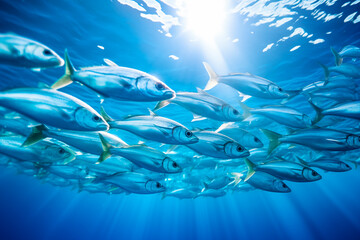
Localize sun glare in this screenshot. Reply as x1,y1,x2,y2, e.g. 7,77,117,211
183,0,228,40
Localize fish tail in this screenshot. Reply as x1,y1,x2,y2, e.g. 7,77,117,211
203,62,219,90
238,102,252,119
153,100,171,111
260,129,282,154
319,63,330,83
51,49,75,89
244,158,256,181
331,47,343,66
22,124,47,147
308,100,323,125
97,133,113,163
230,172,242,186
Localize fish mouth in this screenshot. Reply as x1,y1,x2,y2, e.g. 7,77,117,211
57,57,65,67
189,136,199,144
163,90,176,99
241,151,250,158
98,122,110,131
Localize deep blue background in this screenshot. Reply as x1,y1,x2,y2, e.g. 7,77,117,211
1,0,360,239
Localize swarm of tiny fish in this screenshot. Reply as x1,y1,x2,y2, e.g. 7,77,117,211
0,33,359,199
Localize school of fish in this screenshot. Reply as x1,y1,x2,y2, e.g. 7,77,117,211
0,33,359,198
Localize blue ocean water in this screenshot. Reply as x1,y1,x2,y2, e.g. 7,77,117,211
1,0,360,239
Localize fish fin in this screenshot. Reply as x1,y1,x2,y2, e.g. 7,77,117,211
203,62,219,90
51,49,75,89
236,91,251,102
215,122,234,133
161,192,167,200
31,68,41,72
231,172,243,186
260,129,282,154
100,106,114,122
103,58,119,67
148,108,157,116
296,156,308,166
331,47,343,66
308,100,323,125
22,125,47,147
191,113,206,122
319,63,329,83
153,100,170,111
166,145,179,154
97,133,112,163
238,102,252,119
244,158,256,182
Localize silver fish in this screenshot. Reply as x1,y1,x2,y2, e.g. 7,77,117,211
0,33,64,69
245,158,321,182
321,63,360,79
0,135,75,164
262,128,360,152
51,50,175,102
0,88,108,131
186,130,249,159
162,188,198,199
331,46,360,66
101,172,165,194
197,189,227,198
311,101,360,123
240,103,312,129
101,107,198,145
70,154,135,175
22,125,126,155
203,175,234,190
245,171,291,193
298,157,351,172
215,123,263,148
46,165,95,180
98,134,182,173
308,87,359,102
203,62,290,99
154,88,242,122
302,76,357,93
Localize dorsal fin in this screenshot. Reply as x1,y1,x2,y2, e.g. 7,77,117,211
103,58,119,67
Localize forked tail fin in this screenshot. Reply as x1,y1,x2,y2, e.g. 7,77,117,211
203,62,219,90
51,49,76,89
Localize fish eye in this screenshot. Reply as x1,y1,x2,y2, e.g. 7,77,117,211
155,82,165,90
185,131,193,138
156,182,161,188
58,148,65,154
278,88,283,92
236,146,243,152
233,109,239,115
172,162,178,168
93,115,101,122
282,183,287,188
311,170,317,176
43,49,52,55
254,138,259,142
345,163,350,168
